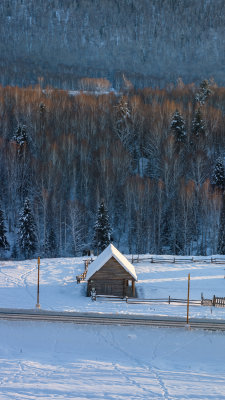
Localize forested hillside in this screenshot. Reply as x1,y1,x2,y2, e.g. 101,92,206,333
1,0,225,88
0,82,225,257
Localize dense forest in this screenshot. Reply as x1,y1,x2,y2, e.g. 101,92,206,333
0,80,225,257
1,0,225,88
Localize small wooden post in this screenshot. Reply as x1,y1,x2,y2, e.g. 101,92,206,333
132,280,135,297
36,256,40,309
187,273,190,324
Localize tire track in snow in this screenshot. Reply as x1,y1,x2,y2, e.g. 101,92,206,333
0,262,55,310
0,267,22,287
20,266,36,301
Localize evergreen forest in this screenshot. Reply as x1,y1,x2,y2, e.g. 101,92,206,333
1,81,225,257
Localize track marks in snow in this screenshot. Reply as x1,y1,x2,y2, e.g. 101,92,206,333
99,328,169,399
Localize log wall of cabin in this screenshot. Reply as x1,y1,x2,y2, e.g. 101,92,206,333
87,256,136,297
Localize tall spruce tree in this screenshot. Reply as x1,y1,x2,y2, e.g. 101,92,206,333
93,201,112,253
192,108,205,137
12,124,29,157
0,206,9,254
170,110,186,143
195,79,212,106
212,157,225,190
18,198,37,259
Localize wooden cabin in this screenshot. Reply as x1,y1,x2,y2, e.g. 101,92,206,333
86,244,138,297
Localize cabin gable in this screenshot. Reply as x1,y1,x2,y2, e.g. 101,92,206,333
91,256,134,281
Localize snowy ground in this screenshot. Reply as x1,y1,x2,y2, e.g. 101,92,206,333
1,320,225,399
1,255,225,399
0,255,224,319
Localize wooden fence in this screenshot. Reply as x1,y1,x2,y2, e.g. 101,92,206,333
76,258,94,283
212,296,225,307
95,295,201,306
95,295,225,308
130,256,225,264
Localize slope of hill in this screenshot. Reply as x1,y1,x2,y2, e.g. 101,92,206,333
1,0,225,88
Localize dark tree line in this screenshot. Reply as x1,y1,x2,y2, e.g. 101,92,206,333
1,0,225,89
1,81,225,258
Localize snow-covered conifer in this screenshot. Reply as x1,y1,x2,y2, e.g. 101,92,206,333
0,207,9,254
212,157,225,191
114,96,131,145
192,108,205,137
18,198,37,259
195,79,212,106
93,201,112,253
12,124,28,156
170,111,186,143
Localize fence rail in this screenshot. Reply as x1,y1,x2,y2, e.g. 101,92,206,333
95,295,225,308
76,258,94,283
126,297,201,306
95,295,201,306
212,296,225,307
129,256,225,264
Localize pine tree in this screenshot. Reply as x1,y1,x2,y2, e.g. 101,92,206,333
0,207,9,254
18,198,37,259
195,79,212,106
170,111,186,143
93,201,112,253
12,124,28,157
114,96,131,146
192,108,205,137
212,157,225,190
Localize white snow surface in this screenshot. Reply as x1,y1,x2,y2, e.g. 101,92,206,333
1,320,225,399
1,254,225,399
86,244,138,281
0,253,225,319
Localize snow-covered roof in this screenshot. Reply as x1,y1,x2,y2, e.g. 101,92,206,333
86,244,138,281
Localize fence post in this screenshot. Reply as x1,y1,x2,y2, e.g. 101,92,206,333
168,295,170,304
201,292,203,305
213,295,216,306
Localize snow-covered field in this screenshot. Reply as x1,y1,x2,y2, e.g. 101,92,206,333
1,255,225,399
1,320,225,399
0,255,225,319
